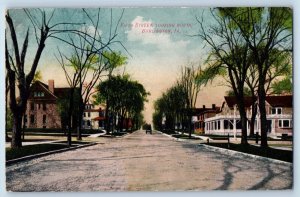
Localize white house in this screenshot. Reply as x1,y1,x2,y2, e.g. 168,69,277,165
82,103,106,130
204,95,292,137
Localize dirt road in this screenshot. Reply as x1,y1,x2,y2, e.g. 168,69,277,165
6,130,293,191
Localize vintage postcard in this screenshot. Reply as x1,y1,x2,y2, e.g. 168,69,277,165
5,7,293,191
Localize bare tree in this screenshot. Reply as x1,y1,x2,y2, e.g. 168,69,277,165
180,64,203,138
5,9,83,148
56,8,126,144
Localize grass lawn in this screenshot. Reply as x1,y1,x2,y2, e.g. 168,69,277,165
6,143,70,161
6,141,93,161
206,143,293,163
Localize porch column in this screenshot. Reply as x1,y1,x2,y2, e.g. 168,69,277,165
221,119,224,132
272,119,276,135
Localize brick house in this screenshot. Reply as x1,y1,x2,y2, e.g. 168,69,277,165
193,104,221,134
24,80,72,129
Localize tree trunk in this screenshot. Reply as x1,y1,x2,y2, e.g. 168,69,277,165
105,99,110,134
249,103,257,137
77,103,84,140
120,115,124,132
67,88,75,147
11,112,23,148
188,113,192,138
240,110,248,145
235,88,248,145
258,84,268,148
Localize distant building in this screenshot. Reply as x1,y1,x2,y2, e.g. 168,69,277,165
82,103,105,129
204,95,293,137
193,104,221,134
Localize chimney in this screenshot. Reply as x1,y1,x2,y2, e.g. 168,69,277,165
212,104,216,109
203,105,206,109
48,80,54,94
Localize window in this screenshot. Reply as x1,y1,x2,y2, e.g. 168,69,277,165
43,103,47,110
87,120,91,126
88,112,91,117
271,107,282,115
30,115,35,124
84,113,86,117
38,104,41,109
30,102,34,110
34,91,45,97
279,119,292,128
43,115,46,124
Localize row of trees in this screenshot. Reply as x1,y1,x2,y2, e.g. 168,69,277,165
153,65,204,138
94,74,149,133
195,8,292,147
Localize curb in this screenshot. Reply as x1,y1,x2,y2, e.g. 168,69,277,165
6,142,98,166
157,131,198,142
158,131,292,166
198,144,293,166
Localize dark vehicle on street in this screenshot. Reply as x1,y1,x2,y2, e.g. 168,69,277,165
144,124,152,134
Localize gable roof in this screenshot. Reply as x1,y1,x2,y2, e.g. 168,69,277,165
29,81,57,100
29,80,77,101
224,96,256,108
223,95,293,108
266,95,292,107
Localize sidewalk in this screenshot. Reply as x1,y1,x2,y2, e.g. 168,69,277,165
5,140,63,148
173,131,292,151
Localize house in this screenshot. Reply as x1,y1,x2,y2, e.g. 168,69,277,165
193,104,221,134
24,80,73,129
82,103,106,130
265,95,293,137
204,95,293,137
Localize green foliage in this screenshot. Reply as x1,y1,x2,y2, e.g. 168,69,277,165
95,75,148,129
102,51,128,72
153,83,187,130
226,88,252,97
57,89,81,129
271,77,292,95
32,70,42,83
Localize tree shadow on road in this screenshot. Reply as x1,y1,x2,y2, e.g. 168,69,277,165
180,143,293,190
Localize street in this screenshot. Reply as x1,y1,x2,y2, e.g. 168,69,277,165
6,130,293,191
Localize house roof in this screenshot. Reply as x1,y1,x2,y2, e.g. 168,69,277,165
223,95,293,108
29,80,78,101
93,116,105,121
192,107,221,116
266,95,292,107
224,96,256,108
